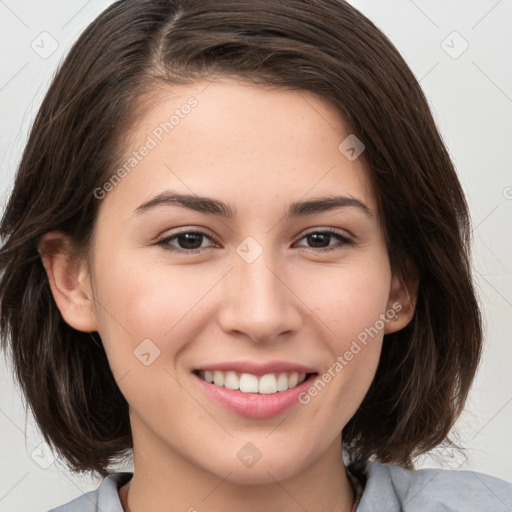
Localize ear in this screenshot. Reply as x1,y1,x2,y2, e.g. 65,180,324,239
38,231,98,332
384,268,418,335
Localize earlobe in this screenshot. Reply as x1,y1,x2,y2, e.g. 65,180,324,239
384,271,418,334
38,232,98,332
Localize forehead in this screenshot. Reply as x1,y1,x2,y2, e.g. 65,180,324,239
99,78,378,221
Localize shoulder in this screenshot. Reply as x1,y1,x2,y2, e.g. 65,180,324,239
357,461,512,512
46,472,132,512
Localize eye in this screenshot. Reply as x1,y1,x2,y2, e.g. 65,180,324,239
156,228,354,255
294,229,354,252
156,229,218,254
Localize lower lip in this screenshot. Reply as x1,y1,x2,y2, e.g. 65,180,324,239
193,372,318,419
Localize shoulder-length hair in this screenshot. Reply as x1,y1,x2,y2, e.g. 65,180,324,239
0,0,482,477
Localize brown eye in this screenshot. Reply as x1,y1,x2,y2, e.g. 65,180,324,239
157,230,218,254
295,230,353,251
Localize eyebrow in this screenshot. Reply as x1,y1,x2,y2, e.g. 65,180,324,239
134,190,371,218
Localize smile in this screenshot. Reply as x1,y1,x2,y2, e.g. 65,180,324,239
192,363,319,419
196,369,310,394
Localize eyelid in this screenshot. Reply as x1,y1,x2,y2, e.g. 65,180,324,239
299,227,353,241
156,225,217,239
293,228,354,250
155,226,354,255
154,226,220,254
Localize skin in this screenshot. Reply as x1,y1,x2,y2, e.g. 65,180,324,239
40,78,416,512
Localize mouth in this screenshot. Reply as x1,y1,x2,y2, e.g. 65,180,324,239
194,369,315,394
192,364,319,419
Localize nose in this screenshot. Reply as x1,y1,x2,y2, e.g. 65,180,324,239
217,247,303,344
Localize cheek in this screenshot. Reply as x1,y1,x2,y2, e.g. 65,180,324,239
90,248,217,369
307,257,391,349
89,255,210,420
298,256,391,417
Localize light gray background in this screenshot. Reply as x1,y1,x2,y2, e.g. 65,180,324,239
1,1,511,510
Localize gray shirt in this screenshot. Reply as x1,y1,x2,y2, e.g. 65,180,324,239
47,461,512,511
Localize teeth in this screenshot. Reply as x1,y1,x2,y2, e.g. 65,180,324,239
240,373,259,393
224,371,239,390
199,370,308,394
259,374,277,394
277,373,289,391
213,370,224,386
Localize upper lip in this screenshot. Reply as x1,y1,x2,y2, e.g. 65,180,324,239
195,360,317,376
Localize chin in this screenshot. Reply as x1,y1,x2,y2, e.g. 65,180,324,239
202,448,309,486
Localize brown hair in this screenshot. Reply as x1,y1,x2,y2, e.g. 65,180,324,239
0,0,482,477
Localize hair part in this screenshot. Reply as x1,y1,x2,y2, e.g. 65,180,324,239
0,0,482,477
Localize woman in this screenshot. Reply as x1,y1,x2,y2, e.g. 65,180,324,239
1,1,510,511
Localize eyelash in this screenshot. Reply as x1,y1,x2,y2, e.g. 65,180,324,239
156,228,354,255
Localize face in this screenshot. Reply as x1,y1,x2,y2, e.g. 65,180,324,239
51,79,411,485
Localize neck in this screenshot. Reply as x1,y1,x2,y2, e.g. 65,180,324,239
119,415,355,512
